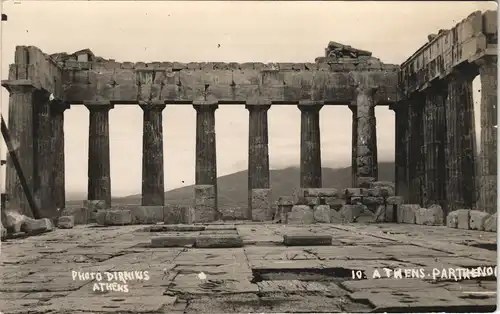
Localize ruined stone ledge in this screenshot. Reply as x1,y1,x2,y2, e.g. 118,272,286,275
399,10,497,95
59,69,397,105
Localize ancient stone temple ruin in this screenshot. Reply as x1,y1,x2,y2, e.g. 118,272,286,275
1,11,497,231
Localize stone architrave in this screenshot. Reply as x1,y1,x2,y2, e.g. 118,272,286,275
246,101,271,220
476,56,497,214
85,101,114,208
355,85,378,186
298,100,323,189
348,105,357,187
2,80,38,217
50,101,70,211
140,101,166,206
193,101,218,212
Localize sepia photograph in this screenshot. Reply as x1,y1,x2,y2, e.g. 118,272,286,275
0,1,497,313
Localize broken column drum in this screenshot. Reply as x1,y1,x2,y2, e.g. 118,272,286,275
86,102,113,208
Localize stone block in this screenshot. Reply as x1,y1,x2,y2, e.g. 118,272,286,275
386,196,403,205
4,210,26,233
287,205,314,224
357,176,376,188
60,206,89,225
469,210,490,231
277,204,292,222
313,205,332,223
195,235,243,248
194,184,216,200
484,213,497,232
128,206,164,224
369,181,395,196
362,196,385,206
95,210,108,226
365,188,381,197
397,204,419,224
251,189,273,221
343,188,364,197
339,204,368,223
151,235,197,247
283,234,332,246
277,196,294,206
57,216,74,229
374,205,391,222
150,224,205,232
415,205,444,226
21,218,54,234
192,185,217,223
325,197,345,210
163,206,188,224
105,210,132,226
455,209,471,229
303,188,338,197
83,200,106,223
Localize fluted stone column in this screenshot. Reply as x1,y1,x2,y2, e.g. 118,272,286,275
298,101,323,189
355,86,378,186
423,85,447,208
408,94,425,206
33,90,56,218
140,101,166,206
445,70,476,211
391,103,409,201
349,105,357,187
477,56,497,213
246,102,271,219
3,81,37,217
50,101,69,211
193,101,218,212
86,102,113,208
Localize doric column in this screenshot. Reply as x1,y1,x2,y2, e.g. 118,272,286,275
193,100,218,190
2,80,37,217
140,101,166,206
477,56,497,213
246,101,271,218
370,106,378,179
33,90,56,218
355,85,378,186
391,103,409,201
50,101,70,211
423,85,447,208
85,102,113,208
298,100,323,188
408,93,425,206
349,105,357,187
445,70,477,211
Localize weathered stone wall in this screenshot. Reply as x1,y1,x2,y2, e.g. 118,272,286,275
58,60,398,105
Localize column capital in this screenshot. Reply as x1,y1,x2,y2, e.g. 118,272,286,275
193,100,218,111
139,100,166,112
298,100,324,112
84,100,114,111
245,103,271,111
1,79,38,95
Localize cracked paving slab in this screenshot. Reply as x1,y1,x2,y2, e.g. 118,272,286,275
0,222,496,313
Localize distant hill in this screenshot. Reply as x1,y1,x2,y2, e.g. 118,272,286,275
97,161,394,208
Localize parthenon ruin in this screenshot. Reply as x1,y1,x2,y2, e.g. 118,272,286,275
1,10,497,223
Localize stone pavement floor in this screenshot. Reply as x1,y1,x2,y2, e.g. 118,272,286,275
0,222,497,313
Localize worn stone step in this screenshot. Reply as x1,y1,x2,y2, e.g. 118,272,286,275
283,234,332,246
21,218,54,235
195,235,244,248
204,225,237,231
150,224,206,232
151,235,198,247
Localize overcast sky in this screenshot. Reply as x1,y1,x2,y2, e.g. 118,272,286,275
0,1,496,196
